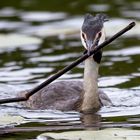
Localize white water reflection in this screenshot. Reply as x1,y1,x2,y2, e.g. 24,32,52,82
29,53,79,62
104,46,140,56
88,4,110,12
99,88,140,117
109,56,130,62
99,76,131,87
0,21,29,30
122,10,140,19
104,88,140,107
0,7,18,17
20,12,67,22
0,67,53,83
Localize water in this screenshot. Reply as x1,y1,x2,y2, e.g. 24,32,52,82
0,0,140,139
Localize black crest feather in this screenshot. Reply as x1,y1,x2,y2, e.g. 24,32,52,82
96,13,109,22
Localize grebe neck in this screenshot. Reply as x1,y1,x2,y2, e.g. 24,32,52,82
81,55,101,113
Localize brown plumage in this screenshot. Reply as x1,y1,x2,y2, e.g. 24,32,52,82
19,80,112,112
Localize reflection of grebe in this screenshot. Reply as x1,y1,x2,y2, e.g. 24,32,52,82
20,14,112,113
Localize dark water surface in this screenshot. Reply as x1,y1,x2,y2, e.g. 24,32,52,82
0,0,140,139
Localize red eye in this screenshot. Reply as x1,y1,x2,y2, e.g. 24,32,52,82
82,33,86,40
98,32,102,38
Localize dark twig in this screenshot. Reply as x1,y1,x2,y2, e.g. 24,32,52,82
0,22,135,104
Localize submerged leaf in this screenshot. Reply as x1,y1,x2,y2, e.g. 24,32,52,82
38,128,140,140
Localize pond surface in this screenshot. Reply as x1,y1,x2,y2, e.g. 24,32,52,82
0,0,140,139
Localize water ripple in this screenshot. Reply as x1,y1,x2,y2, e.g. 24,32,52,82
104,46,140,56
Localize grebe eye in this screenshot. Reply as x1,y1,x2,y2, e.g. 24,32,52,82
82,33,86,40
98,32,102,38
82,33,86,43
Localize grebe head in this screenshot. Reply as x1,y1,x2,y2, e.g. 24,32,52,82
81,13,108,55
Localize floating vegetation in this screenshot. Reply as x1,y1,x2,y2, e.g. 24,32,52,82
0,115,24,128
38,128,140,140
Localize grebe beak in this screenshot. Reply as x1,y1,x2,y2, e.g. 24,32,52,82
86,40,97,56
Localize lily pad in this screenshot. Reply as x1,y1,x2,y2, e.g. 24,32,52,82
38,128,140,140
0,115,25,128
0,34,42,47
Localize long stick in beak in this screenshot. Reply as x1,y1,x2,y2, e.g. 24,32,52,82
0,22,135,104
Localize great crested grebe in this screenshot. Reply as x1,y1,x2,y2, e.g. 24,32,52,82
19,13,112,113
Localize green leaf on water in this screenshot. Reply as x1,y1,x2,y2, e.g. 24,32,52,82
38,128,140,140
0,115,24,127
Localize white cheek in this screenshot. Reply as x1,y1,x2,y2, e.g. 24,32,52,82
80,32,87,49
99,28,106,45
